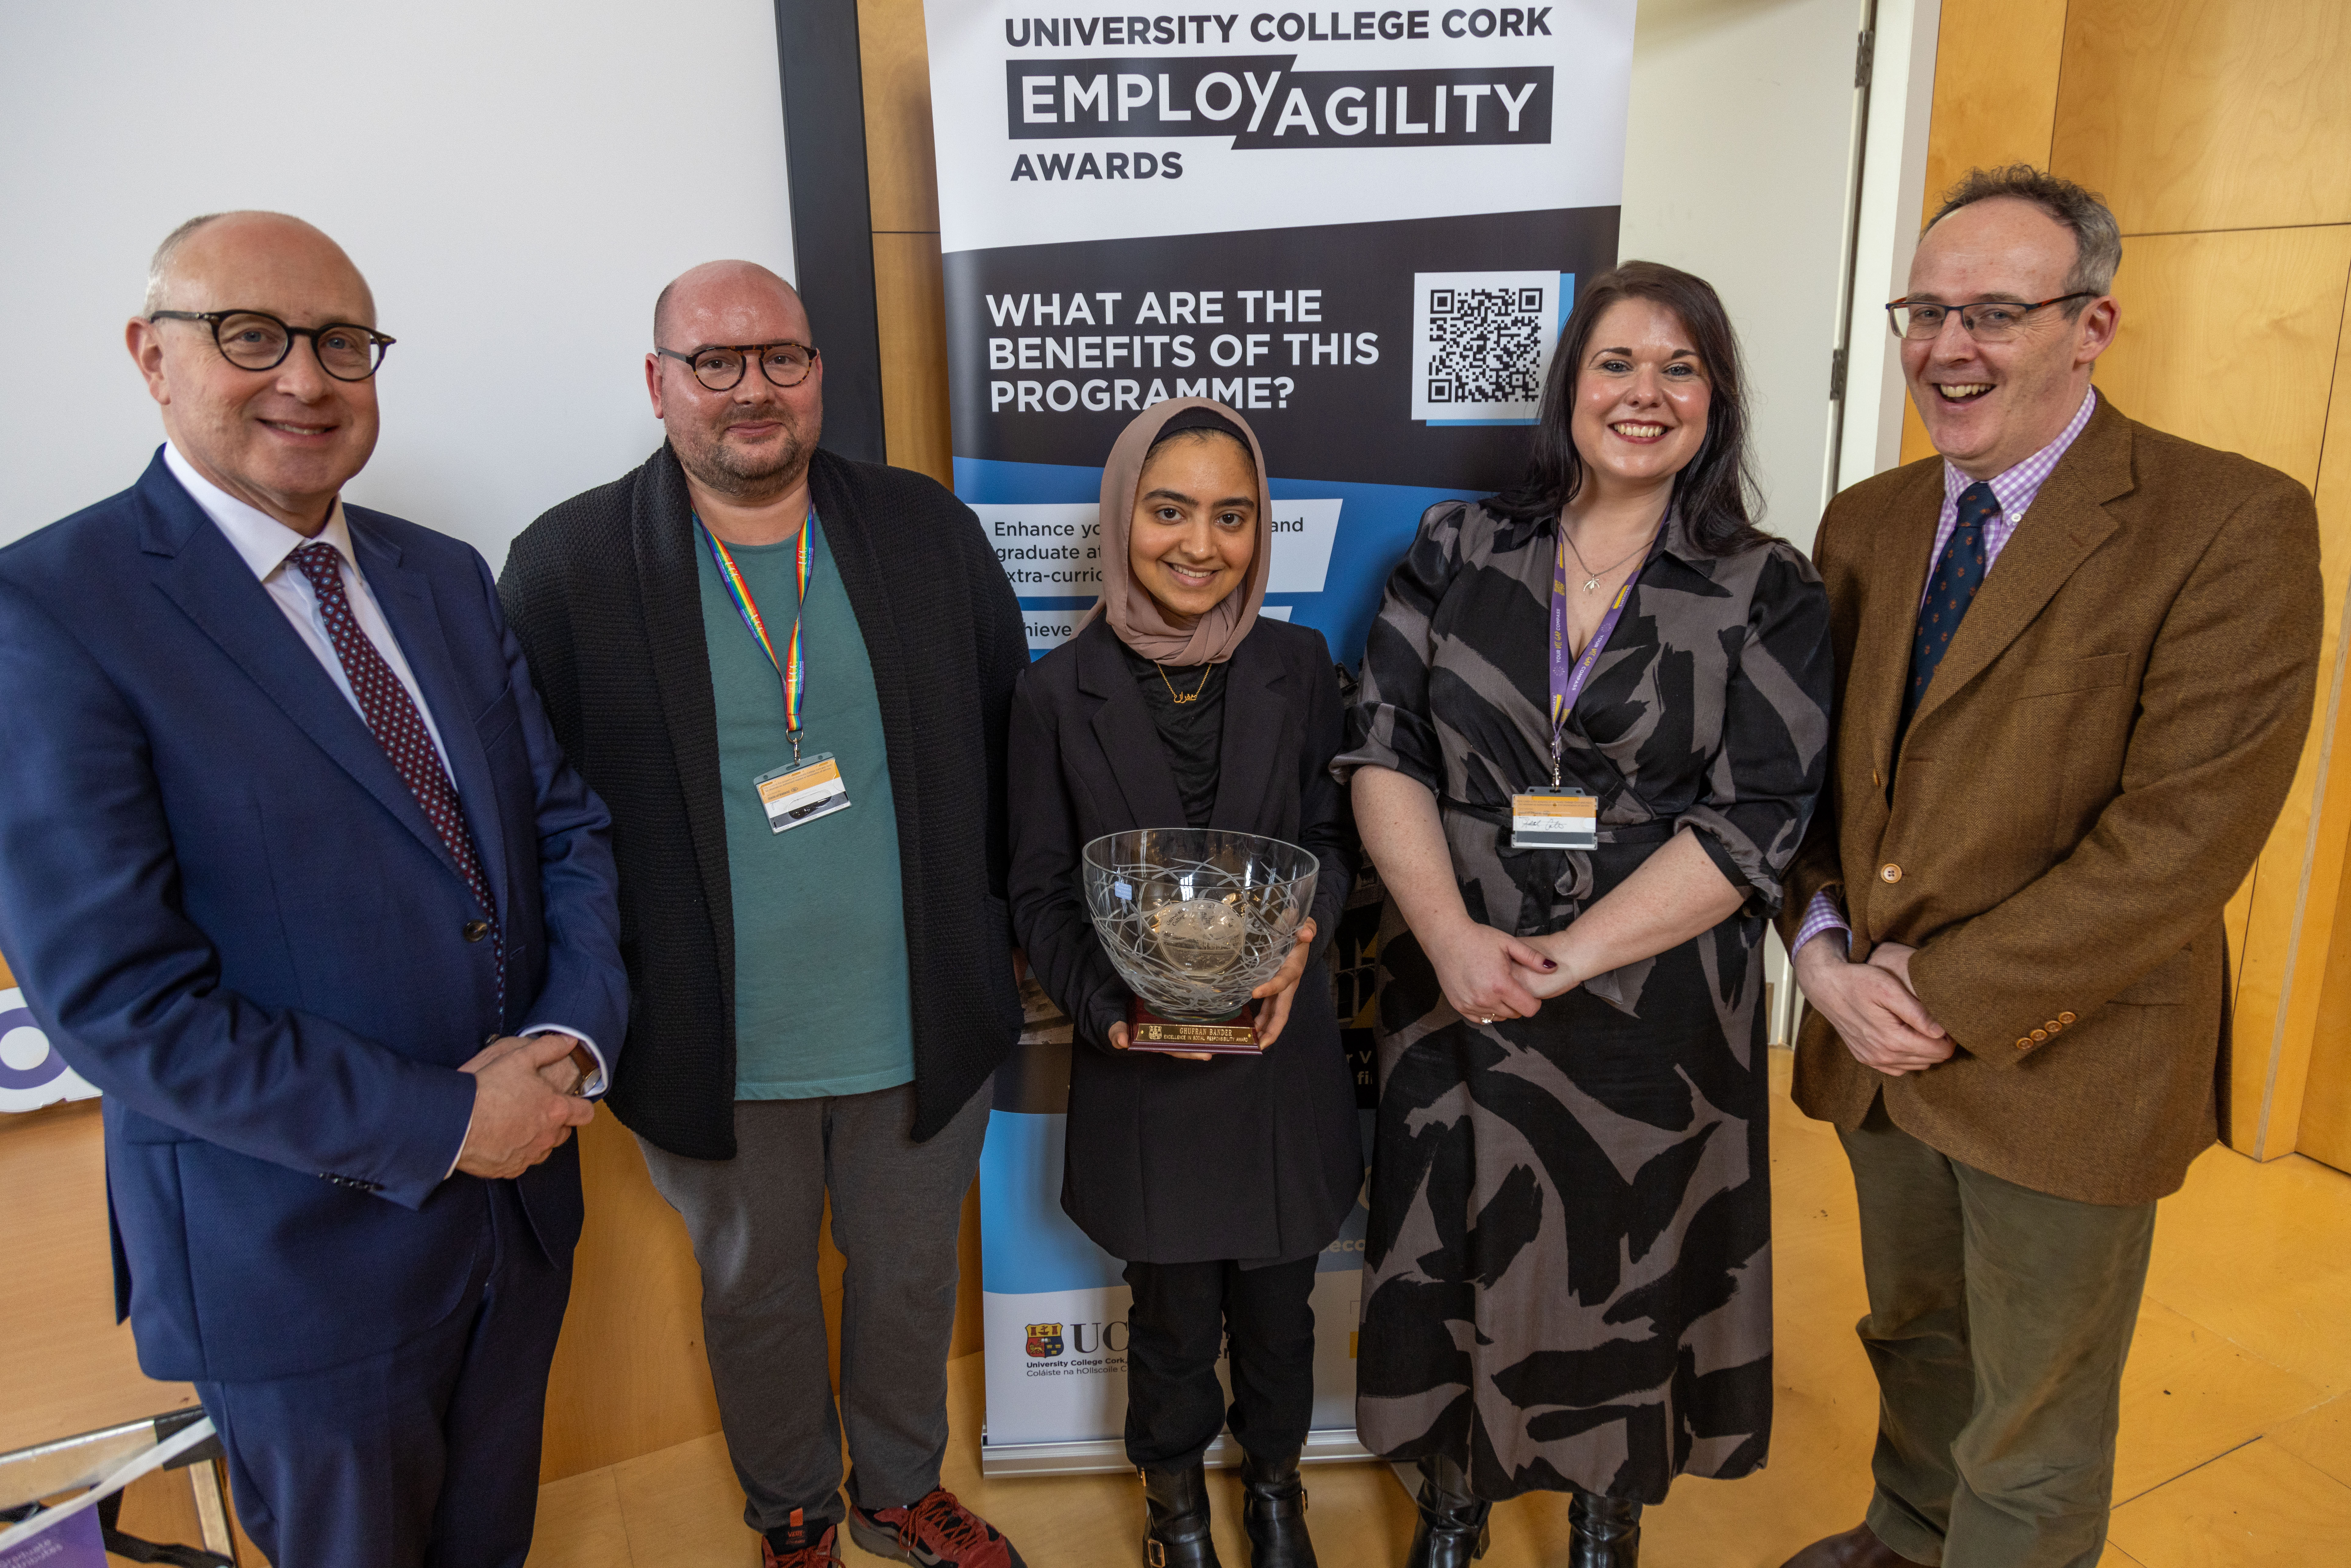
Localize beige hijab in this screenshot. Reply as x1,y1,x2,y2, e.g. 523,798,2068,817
1082,397,1273,666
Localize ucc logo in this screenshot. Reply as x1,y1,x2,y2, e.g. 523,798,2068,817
1024,1320,1132,1357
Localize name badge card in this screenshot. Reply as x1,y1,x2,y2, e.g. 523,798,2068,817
1511,789,1597,850
755,753,851,834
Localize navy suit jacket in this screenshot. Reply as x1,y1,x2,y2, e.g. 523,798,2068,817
0,452,628,1383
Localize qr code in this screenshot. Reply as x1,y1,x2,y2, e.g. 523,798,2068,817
1410,270,1567,423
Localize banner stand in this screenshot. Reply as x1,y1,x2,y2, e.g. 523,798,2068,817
982,1427,1375,1481
928,0,1640,1477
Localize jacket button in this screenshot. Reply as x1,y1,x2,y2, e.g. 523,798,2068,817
2031,1028,2049,1043
2045,1019,2063,1034
2015,1037,2033,1051
462,920,491,942
1880,863,1902,884
2058,1011,2077,1026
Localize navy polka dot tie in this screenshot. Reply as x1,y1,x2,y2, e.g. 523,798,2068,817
289,541,503,1006
1898,480,1998,750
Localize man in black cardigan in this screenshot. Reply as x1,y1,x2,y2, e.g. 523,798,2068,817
499,262,1029,1568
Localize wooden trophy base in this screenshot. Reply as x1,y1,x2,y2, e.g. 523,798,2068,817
1126,996,1263,1054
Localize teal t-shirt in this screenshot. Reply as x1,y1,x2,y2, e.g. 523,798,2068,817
697,517,916,1099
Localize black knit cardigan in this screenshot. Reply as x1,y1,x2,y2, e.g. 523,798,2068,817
499,443,1030,1156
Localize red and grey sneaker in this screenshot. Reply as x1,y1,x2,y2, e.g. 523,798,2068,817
849,1489,1027,1568
759,1508,844,1567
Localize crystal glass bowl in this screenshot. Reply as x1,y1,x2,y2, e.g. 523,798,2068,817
1080,828,1320,1023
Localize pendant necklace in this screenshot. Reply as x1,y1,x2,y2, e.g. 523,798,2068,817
1562,527,1652,592
1156,661,1214,705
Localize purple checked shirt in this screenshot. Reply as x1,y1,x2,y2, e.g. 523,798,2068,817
1795,388,2098,957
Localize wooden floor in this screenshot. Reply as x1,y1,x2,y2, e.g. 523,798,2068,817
525,1052,2351,1568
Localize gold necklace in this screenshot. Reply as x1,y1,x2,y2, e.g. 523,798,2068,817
1562,527,1652,592
1155,661,1214,705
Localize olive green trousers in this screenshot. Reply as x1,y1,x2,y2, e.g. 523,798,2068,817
1839,1097,2156,1568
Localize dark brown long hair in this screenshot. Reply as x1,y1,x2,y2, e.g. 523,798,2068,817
1487,260,1769,557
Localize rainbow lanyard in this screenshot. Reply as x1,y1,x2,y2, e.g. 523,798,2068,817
699,510,816,761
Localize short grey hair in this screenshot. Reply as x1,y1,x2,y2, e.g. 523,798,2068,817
1925,166,2122,308
143,213,229,315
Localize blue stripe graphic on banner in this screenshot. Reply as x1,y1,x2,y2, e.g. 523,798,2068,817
957,455,1483,666
978,1110,1128,1295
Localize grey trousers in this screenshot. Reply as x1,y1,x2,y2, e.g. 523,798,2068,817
637,1080,989,1536
1842,1097,2157,1568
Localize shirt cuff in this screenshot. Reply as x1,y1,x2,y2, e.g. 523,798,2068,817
441,1027,607,1183
446,1095,474,1181
1794,891,1851,957
522,1023,606,1097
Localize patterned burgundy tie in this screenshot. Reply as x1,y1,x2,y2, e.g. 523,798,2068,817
288,540,503,1004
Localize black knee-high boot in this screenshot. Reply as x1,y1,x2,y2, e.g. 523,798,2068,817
1140,1462,1222,1567
1240,1450,1315,1567
1404,1454,1489,1568
1566,1489,1642,1568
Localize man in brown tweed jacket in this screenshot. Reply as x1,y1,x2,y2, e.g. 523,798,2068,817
1777,168,2323,1568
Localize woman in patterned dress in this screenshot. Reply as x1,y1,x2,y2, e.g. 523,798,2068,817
1335,263,1834,1567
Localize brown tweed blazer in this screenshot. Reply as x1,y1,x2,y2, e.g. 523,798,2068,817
1779,395,2323,1204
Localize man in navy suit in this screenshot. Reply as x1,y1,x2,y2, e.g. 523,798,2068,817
0,211,628,1567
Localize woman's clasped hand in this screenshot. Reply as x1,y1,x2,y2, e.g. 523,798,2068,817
1418,915,1561,1023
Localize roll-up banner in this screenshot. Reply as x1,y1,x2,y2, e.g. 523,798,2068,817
926,0,1637,1473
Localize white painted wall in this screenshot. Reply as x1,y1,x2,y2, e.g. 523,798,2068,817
1621,0,1872,553
1839,0,1943,490
0,0,797,568
1622,0,1942,550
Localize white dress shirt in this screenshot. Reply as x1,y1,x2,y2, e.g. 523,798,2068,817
162,446,606,1174
164,444,459,779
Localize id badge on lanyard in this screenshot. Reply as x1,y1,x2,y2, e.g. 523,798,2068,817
755,753,851,833
1509,517,1662,851
700,513,854,834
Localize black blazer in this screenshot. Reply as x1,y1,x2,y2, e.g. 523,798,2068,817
500,444,1030,1156
1008,616,1362,1264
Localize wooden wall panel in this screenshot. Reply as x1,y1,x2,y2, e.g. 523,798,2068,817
2083,225,2351,1152
0,1103,198,1457
1918,0,2070,221
873,232,954,484
1894,0,2073,470
2052,0,2351,237
2089,227,2351,490
2290,333,2351,1167
2298,879,2351,1171
2239,315,2351,1156
539,1112,721,1482
859,0,942,232
860,0,954,487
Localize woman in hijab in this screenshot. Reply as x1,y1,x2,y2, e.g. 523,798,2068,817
1008,399,1362,1568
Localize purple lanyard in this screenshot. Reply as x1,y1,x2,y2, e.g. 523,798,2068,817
1548,515,1665,786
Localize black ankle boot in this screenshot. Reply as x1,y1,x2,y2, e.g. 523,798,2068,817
1404,1454,1489,1568
1139,1462,1222,1567
1565,1489,1641,1568
1239,1450,1315,1567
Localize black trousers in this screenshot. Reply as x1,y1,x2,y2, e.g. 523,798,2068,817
1123,1255,1319,1468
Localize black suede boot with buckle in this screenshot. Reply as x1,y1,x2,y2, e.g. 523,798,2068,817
1566,1489,1642,1567
1405,1454,1489,1568
1140,1462,1222,1567
1239,1450,1315,1567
